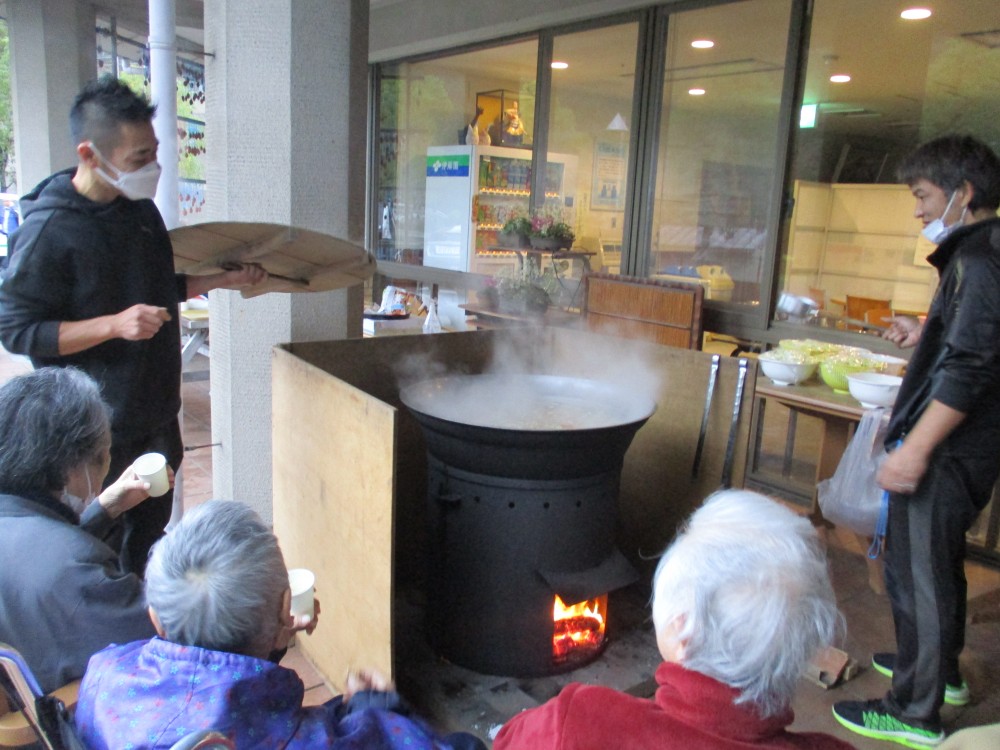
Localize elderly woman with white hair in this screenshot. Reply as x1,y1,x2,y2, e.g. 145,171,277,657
494,489,853,749
75,499,487,750
0,366,159,693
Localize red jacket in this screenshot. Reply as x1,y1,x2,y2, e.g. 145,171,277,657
493,662,854,750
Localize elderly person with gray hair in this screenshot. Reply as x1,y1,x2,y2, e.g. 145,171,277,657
0,366,160,693
494,489,853,749
75,499,487,750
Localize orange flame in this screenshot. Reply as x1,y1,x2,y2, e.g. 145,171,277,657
552,594,607,662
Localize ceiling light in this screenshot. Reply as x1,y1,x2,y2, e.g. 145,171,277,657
551,61,568,70
691,39,715,49
688,88,706,96
900,8,932,20
830,74,851,83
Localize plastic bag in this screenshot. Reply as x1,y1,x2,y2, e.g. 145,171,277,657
817,408,889,535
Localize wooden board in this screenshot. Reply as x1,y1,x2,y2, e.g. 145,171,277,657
170,221,376,298
271,347,395,687
583,274,704,350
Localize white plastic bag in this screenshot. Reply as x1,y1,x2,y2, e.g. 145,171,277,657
817,408,889,535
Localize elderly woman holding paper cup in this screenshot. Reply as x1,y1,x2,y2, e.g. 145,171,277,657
0,366,169,693
76,500,486,750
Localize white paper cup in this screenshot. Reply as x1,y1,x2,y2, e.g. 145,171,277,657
133,452,169,497
288,568,316,619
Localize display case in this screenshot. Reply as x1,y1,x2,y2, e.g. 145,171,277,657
423,145,577,275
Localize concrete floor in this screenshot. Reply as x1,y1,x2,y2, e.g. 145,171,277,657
3,344,997,747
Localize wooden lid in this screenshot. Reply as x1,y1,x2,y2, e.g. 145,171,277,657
170,221,375,298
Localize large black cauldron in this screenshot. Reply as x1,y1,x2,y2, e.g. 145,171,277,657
400,374,655,676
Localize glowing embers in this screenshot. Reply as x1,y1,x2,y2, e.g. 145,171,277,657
552,594,607,664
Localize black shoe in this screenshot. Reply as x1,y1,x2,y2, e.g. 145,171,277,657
832,698,944,748
871,653,970,706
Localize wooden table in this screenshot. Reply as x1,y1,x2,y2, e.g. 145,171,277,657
180,308,210,376
753,380,886,592
755,380,865,503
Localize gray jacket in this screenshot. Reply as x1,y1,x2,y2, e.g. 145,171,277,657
0,491,156,692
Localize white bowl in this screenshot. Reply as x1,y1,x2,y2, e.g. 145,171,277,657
868,353,908,376
847,372,903,408
758,354,817,386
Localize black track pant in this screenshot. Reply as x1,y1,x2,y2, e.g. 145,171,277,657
883,450,998,725
102,419,184,578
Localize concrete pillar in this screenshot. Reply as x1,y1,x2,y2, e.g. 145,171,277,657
7,0,96,191
203,0,368,522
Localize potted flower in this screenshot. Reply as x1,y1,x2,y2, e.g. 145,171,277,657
529,214,575,250
492,264,560,316
498,215,532,248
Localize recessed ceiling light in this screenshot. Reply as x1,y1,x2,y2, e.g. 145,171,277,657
830,74,851,83
691,39,715,49
688,88,706,96
551,61,569,70
901,8,932,20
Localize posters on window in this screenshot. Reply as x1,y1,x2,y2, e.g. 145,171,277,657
591,141,626,210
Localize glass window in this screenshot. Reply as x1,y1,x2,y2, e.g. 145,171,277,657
779,0,1000,330
376,40,539,271
543,22,641,277
648,0,793,306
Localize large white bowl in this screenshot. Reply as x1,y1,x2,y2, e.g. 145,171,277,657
758,354,817,386
847,372,903,408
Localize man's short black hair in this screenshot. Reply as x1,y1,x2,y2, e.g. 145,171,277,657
898,135,1000,212
69,75,157,153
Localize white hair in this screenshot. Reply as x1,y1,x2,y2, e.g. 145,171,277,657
651,490,841,717
145,500,289,657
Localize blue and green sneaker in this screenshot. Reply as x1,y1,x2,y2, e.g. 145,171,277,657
871,653,970,707
832,699,944,748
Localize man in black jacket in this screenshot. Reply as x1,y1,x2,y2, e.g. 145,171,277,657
0,76,264,575
833,135,1000,748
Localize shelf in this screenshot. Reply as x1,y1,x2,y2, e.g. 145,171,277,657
480,188,530,197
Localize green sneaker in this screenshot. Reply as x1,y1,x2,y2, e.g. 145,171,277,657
833,699,944,748
871,652,970,707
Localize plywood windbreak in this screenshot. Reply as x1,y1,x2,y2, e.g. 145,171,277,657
271,347,396,687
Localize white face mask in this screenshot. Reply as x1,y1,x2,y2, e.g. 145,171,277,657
61,465,96,517
91,144,162,201
921,190,966,245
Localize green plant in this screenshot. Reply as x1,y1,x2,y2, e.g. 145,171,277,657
493,264,560,309
501,215,532,236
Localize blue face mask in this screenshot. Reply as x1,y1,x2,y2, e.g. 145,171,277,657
921,190,966,244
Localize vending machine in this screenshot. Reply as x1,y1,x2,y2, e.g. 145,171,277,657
422,145,577,274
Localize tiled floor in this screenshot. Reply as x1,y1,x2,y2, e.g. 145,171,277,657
3,344,997,747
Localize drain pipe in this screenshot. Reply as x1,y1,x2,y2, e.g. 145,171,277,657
148,0,179,230
149,0,185,526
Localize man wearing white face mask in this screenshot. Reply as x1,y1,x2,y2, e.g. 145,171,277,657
0,76,266,576
833,135,1000,748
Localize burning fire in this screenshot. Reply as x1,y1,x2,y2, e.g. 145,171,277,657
552,594,607,662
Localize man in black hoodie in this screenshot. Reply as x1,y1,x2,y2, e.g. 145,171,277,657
0,76,264,575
